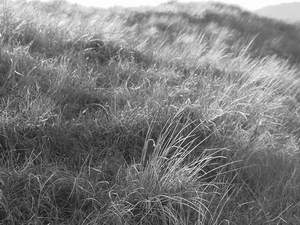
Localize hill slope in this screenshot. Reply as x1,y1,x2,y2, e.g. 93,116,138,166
0,0,299,224
256,2,300,23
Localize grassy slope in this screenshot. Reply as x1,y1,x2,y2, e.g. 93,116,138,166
0,0,300,224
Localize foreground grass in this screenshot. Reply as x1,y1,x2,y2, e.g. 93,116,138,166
0,0,299,224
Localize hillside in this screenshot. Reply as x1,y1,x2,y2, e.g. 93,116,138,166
256,2,300,23
0,0,300,224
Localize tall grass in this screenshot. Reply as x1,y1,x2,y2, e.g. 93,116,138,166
92,118,237,225
0,0,299,224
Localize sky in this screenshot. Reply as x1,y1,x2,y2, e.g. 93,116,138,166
63,0,300,10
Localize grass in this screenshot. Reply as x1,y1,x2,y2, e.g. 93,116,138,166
0,0,299,224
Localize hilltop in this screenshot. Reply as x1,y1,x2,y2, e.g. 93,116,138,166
12,0,300,62
0,0,299,224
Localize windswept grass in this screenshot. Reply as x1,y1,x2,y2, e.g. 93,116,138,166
0,0,299,224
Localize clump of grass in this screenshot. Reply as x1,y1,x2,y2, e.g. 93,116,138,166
102,117,236,225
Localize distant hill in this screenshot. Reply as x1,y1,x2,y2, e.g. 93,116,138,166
256,2,300,23
124,1,300,63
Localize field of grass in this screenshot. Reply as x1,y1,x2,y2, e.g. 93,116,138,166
0,0,300,224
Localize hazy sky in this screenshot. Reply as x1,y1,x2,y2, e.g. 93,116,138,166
64,0,300,10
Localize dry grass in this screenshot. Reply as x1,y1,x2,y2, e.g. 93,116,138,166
0,0,299,224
